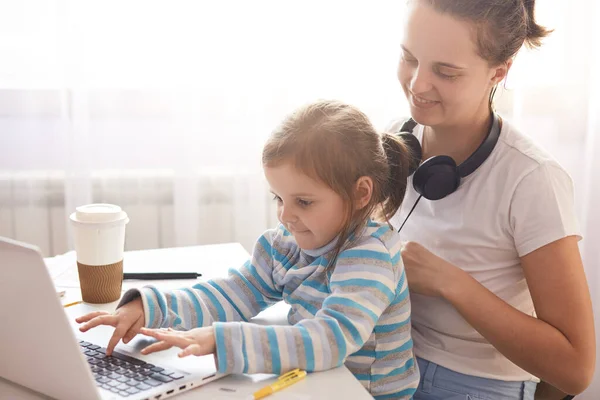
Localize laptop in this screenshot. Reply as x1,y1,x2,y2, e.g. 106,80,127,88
0,237,226,400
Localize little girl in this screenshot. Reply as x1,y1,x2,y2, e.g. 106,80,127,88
78,100,420,399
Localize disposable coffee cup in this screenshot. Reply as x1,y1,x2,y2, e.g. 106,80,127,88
69,204,129,303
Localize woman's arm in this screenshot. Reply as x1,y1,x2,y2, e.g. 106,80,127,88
441,236,595,394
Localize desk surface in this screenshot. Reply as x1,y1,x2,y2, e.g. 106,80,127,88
1,243,372,400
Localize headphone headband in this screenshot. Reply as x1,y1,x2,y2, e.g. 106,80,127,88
398,112,501,178
399,118,418,134
395,112,501,201
456,112,501,177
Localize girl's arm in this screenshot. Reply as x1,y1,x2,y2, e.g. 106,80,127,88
212,238,414,377
118,229,284,330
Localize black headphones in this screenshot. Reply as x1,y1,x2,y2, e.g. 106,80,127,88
395,112,501,232
398,112,501,201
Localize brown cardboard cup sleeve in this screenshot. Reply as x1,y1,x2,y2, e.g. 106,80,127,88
77,260,123,303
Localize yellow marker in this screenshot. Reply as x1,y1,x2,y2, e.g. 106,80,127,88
253,369,307,399
63,300,83,308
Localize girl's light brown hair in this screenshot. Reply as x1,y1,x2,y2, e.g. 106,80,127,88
262,100,415,262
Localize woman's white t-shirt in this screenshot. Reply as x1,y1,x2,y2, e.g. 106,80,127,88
388,117,581,382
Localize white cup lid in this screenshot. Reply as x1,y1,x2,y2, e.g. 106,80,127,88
70,204,129,224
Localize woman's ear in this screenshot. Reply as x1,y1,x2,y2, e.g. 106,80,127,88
491,58,513,86
354,176,374,210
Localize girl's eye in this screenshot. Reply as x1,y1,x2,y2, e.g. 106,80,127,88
297,199,312,207
272,194,282,203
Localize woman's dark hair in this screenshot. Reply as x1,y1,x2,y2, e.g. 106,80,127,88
421,0,552,65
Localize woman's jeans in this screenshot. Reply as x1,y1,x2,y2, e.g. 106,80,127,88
413,357,537,400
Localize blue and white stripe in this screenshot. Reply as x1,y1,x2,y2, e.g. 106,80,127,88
127,220,419,399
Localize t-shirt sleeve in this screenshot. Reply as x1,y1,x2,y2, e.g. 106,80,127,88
509,161,582,257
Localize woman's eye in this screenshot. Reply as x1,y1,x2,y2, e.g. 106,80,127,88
402,54,417,64
439,73,458,80
436,68,459,80
272,194,282,203
297,199,312,207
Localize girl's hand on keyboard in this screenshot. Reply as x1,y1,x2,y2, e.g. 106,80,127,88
75,297,145,355
139,326,216,358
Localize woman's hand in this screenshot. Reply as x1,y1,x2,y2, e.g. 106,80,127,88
76,297,145,355
140,327,216,358
400,241,466,297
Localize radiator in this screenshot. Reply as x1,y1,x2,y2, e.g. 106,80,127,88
0,170,277,257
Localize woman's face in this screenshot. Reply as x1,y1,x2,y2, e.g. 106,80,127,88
397,2,502,128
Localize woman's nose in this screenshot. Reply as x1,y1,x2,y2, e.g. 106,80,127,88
409,67,433,94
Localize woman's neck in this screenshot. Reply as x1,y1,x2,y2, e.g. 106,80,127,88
422,108,494,166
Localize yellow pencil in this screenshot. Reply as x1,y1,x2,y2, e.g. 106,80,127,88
63,300,83,308
253,369,307,399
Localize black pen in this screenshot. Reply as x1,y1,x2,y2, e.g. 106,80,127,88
123,272,202,280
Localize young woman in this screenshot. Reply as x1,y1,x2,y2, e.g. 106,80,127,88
392,1,595,399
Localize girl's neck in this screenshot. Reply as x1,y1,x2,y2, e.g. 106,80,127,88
422,107,494,166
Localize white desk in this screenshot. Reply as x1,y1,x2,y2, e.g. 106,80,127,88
0,243,372,400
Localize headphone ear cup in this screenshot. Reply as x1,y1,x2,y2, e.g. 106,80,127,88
413,156,460,200
397,132,422,176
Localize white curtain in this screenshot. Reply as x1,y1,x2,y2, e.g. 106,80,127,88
0,0,599,395
0,0,408,255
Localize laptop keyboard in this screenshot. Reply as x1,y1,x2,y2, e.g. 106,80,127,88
79,340,185,397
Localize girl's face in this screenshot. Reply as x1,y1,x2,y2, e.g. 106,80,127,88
265,162,347,250
397,2,502,128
